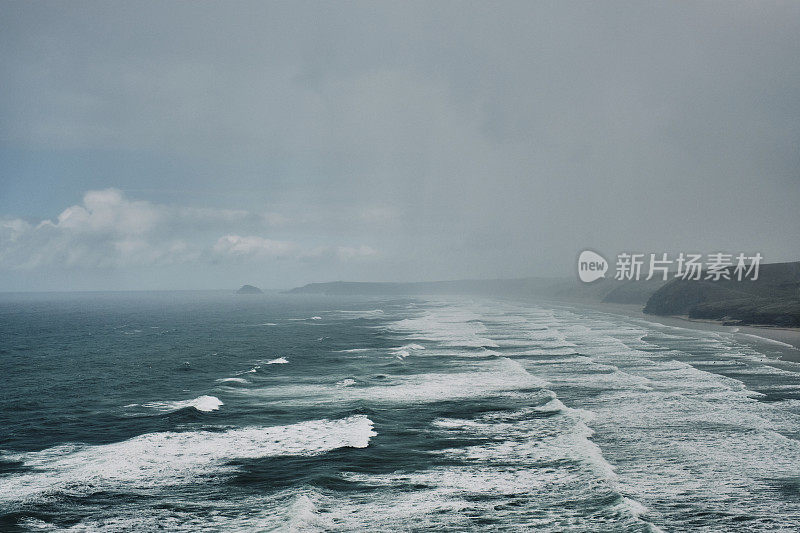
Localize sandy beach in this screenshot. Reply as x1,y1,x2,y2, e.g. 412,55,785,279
545,299,800,363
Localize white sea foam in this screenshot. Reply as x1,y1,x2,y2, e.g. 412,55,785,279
0,415,375,504
385,308,499,348
240,357,548,406
389,343,426,359
335,384,658,532
737,333,798,350
215,377,250,385
373,300,800,529
265,357,289,364
17,297,800,531
141,395,223,413
402,343,425,350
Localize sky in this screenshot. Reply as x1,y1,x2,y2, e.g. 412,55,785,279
1,1,798,291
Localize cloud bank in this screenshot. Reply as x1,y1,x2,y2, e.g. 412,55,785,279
0,189,377,272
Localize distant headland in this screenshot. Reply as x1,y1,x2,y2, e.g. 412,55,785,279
236,284,263,294
288,261,800,329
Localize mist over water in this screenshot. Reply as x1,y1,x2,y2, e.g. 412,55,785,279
2,292,800,531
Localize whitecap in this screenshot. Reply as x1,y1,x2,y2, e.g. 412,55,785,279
236,365,261,375
141,395,223,413
0,415,376,504
215,377,250,385
241,356,549,405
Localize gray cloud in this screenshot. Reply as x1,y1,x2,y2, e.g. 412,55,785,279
1,1,798,289
0,189,377,273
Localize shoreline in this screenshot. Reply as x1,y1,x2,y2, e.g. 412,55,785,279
610,304,800,362
535,298,800,363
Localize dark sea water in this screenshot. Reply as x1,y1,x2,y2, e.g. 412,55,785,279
2,291,800,531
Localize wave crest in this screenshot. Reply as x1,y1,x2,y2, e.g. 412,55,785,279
141,395,223,413
0,415,376,504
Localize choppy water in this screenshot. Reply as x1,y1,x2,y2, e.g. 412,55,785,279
2,291,800,531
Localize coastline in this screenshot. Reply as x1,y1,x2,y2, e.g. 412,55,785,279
542,299,800,363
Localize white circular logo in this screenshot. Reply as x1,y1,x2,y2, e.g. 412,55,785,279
578,250,608,282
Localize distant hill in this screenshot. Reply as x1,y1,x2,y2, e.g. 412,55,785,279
644,262,800,327
286,278,557,297
287,277,667,305
236,284,263,294
288,264,800,328
542,277,668,305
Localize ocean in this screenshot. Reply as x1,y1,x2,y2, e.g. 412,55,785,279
2,291,800,531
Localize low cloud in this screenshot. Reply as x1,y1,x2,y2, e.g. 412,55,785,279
212,235,298,258
0,189,376,270
44,189,162,236
212,235,378,262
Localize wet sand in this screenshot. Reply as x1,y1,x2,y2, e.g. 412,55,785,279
539,299,800,363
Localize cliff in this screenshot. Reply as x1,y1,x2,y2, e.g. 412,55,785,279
643,262,800,327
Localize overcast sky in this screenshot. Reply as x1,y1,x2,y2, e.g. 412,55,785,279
1,1,798,291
